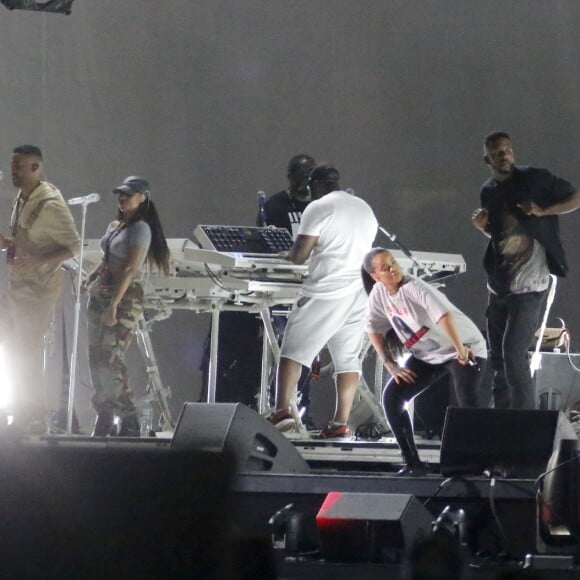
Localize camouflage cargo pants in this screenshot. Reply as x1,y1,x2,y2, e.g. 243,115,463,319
88,282,144,417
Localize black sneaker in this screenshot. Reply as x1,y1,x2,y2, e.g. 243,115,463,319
396,462,431,476
118,413,140,437
92,411,115,437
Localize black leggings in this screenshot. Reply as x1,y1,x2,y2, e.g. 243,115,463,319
383,355,484,463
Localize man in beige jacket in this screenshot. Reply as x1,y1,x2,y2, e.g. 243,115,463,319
0,145,81,434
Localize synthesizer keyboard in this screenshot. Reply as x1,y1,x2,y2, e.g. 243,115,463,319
78,234,466,309
190,224,306,275
78,238,304,308
390,249,466,282
193,224,293,254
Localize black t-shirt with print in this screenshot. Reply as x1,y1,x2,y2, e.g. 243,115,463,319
256,190,309,233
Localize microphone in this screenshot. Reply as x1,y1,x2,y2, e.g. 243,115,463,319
67,193,101,206
378,225,423,272
257,190,267,227
379,225,399,245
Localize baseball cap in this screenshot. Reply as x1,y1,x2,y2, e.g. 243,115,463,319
307,164,340,184
113,176,150,195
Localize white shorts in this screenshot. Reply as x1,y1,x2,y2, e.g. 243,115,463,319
280,289,367,374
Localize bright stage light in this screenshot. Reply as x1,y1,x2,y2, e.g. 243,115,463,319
0,346,13,410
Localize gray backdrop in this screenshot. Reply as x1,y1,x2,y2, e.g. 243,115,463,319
1,1,579,425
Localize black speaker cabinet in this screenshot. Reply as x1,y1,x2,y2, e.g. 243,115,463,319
171,402,310,474
534,352,580,411
440,408,577,478
316,492,433,563
0,443,234,578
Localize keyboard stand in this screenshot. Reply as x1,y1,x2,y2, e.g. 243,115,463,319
258,307,308,437
135,316,175,430
204,301,309,437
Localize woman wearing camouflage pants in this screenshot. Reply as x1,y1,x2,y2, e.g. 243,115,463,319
83,176,169,436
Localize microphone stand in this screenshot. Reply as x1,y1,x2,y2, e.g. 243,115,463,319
257,190,267,227
66,198,93,435
378,225,424,275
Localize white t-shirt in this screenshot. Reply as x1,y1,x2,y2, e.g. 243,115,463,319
298,190,378,299
364,276,487,364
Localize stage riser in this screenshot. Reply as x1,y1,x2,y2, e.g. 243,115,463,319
292,439,440,468
0,434,564,573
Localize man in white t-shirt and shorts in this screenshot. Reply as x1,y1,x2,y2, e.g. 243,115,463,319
267,164,378,438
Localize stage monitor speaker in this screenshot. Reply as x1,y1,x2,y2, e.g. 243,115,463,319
171,402,310,474
0,442,234,578
440,408,577,478
316,492,433,563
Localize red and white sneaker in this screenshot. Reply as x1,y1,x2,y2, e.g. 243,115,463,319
320,422,352,439
266,409,297,432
